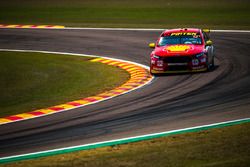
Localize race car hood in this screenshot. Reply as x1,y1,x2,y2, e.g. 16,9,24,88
153,44,204,56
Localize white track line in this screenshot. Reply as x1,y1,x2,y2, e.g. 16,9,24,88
0,117,249,162
63,27,250,33
1,26,250,33
0,49,154,125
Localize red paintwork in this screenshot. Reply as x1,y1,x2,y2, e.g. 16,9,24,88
150,28,208,73
153,28,205,56
153,44,204,57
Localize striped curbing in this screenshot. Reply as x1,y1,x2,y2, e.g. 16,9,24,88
2,24,250,33
0,55,153,125
0,24,65,29
1,25,250,33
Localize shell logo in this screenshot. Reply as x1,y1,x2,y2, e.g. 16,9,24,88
165,45,191,52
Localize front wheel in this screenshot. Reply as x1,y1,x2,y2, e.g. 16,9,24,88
206,56,214,72
211,56,215,68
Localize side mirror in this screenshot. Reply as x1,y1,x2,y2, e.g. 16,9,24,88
202,29,210,33
149,43,156,48
206,40,213,46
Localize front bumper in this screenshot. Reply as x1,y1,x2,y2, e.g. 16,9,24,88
150,67,207,74
150,55,208,74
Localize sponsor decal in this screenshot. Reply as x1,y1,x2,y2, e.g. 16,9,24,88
157,60,164,67
153,67,164,71
192,59,199,66
165,45,191,52
170,32,198,36
163,32,201,39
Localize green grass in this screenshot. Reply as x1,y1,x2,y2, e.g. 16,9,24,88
0,0,250,29
0,51,129,117
2,122,249,167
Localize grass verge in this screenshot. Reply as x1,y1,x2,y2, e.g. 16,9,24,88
0,51,129,117
1,122,249,167
0,0,250,29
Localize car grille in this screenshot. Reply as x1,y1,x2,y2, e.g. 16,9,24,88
163,56,191,63
168,65,189,71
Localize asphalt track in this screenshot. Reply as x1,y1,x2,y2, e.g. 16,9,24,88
0,29,250,157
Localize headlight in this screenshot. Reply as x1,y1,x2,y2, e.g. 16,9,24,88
194,52,207,63
153,54,160,59
195,53,204,58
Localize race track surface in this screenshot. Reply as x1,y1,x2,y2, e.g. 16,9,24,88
0,29,250,157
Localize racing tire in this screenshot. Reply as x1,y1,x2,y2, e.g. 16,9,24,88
211,56,215,69
206,57,215,72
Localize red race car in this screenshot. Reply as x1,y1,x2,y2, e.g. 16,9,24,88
149,28,214,74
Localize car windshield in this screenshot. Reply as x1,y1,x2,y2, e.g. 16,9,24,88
158,32,202,46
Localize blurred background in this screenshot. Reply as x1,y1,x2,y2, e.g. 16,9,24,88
0,0,250,29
